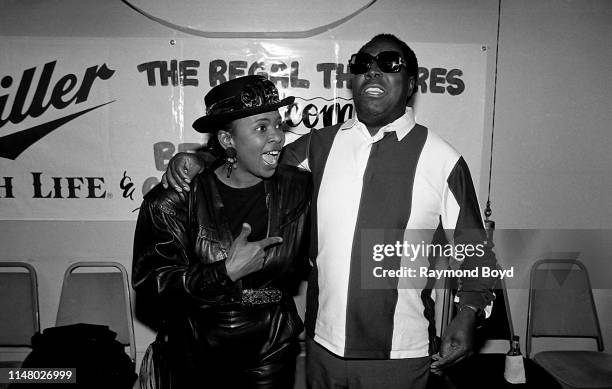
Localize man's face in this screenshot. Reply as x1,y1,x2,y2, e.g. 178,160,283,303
351,39,413,130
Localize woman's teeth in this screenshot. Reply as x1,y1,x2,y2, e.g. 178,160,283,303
262,150,280,165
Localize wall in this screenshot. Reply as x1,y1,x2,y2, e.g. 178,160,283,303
1,0,610,363
490,0,612,354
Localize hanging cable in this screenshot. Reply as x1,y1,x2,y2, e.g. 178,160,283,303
485,0,502,224
484,0,502,244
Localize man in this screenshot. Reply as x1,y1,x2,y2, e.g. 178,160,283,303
162,34,497,389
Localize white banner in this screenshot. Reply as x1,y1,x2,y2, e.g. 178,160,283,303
0,38,488,220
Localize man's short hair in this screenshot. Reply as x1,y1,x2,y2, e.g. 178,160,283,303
360,33,419,81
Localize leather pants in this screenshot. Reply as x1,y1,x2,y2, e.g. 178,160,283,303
164,300,301,389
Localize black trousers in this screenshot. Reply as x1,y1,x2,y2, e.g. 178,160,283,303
306,338,430,389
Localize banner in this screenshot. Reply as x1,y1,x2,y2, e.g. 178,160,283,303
0,38,488,220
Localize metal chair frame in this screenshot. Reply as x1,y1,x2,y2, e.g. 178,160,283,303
526,258,604,358
56,261,136,362
0,261,40,367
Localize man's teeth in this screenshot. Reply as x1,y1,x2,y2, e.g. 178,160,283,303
262,151,280,165
365,87,384,95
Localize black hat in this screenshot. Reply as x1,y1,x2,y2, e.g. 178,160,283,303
192,75,294,133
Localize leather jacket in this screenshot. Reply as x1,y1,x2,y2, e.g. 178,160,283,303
132,165,311,380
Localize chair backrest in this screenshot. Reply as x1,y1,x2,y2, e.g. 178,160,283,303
0,262,40,347
526,259,603,357
56,261,136,362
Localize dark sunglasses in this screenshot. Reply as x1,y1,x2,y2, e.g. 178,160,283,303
348,51,407,74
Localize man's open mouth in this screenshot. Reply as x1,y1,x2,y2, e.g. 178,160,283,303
364,85,385,97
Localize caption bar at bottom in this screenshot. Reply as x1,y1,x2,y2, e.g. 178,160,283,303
0,368,76,383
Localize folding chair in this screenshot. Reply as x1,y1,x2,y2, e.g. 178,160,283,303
56,261,136,362
0,262,40,368
526,259,612,388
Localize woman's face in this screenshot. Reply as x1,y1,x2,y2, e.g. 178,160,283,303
224,110,285,184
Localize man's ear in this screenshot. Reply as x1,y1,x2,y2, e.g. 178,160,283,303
406,77,417,106
408,77,416,96
217,130,233,150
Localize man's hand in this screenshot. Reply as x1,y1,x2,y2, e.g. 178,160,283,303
430,307,477,374
161,152,205,192
224,223,283,281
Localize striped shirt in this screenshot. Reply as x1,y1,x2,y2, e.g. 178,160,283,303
282,108,496,359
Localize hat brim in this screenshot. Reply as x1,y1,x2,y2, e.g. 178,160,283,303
192,96,295,133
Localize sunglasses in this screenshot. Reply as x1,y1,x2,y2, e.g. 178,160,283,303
348,51,407,75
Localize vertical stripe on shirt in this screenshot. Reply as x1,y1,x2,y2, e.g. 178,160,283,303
344,126,427,358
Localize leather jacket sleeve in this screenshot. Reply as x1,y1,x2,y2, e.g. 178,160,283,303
132,184,240,312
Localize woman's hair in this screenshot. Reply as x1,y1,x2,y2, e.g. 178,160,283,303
205,121,233,158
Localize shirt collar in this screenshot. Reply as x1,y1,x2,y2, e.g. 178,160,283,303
340,107,416,142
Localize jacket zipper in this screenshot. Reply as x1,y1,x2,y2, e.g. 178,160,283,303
265,192,271,238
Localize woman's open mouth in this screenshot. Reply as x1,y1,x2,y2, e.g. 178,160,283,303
262,150,280,166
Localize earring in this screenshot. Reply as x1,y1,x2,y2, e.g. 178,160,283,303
225,147,237,178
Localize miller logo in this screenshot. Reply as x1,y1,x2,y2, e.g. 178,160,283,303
0,60,115,160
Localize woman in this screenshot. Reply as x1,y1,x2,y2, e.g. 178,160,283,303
132,75,311,388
